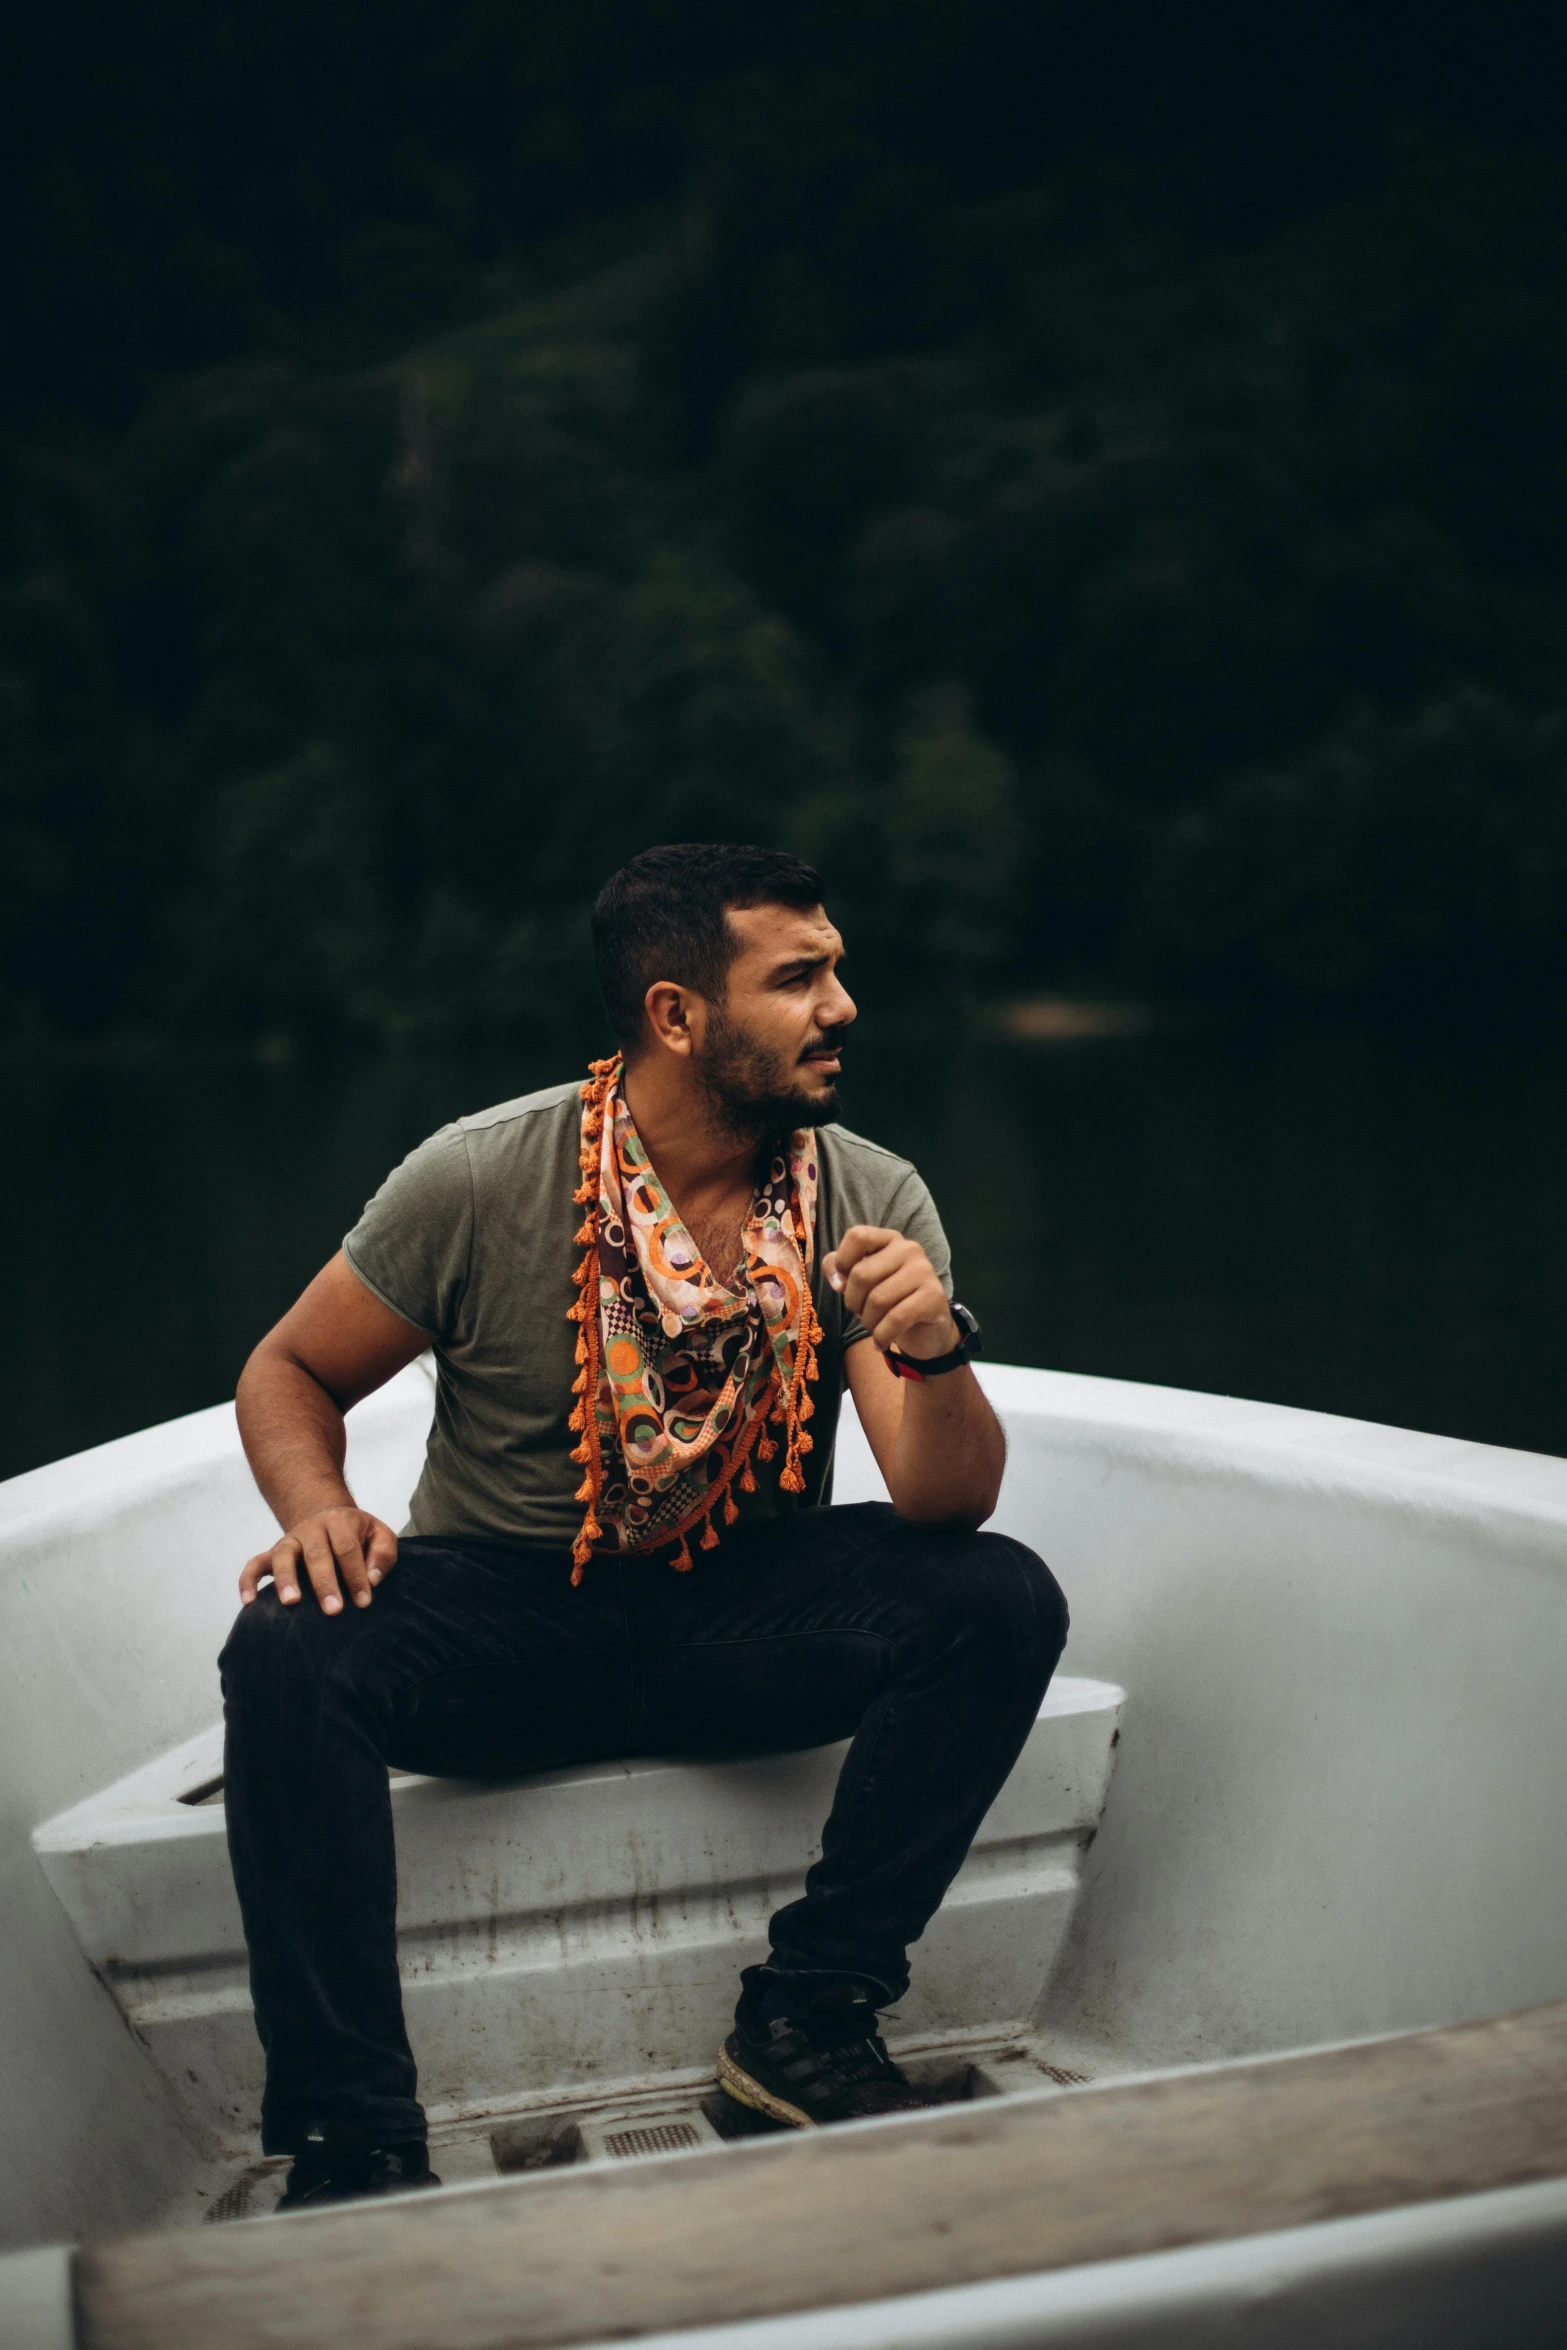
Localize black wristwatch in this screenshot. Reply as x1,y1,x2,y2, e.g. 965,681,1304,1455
885,1301,983,1381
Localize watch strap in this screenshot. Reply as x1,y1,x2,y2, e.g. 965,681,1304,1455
885,1301,982,1381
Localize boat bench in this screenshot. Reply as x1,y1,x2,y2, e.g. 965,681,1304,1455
33,1677,1122,2155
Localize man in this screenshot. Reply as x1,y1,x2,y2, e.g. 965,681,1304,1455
223,843,1068,2207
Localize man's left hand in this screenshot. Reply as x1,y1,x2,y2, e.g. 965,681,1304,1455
822,1226,959,1362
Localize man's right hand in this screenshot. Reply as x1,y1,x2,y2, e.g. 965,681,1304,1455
235,1251,427,1618
239,1507,399,1616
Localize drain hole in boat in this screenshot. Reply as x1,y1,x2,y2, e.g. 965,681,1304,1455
898,2058,1001,2102
490,2115,587,2173
205,2177,254,2223
602,2120,702,2159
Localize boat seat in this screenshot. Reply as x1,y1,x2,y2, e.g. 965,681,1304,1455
33,1676,1122,2155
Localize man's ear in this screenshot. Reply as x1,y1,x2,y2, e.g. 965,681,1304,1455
642,980,699,1057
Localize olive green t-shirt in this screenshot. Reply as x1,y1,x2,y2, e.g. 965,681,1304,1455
343,1080,953,1547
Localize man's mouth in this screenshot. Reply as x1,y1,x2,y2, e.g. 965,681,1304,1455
801,1043,844,1072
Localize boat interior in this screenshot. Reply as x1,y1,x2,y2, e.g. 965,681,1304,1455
3,1356,1566,2277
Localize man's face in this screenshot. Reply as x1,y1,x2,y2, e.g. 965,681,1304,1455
697,902,857,1137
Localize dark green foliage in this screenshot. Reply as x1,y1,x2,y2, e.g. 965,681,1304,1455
4,7,1567,1048
1137,694,1567,1004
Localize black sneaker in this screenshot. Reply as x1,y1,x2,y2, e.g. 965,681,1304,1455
717,1979,941,2129
278,2128,441,2209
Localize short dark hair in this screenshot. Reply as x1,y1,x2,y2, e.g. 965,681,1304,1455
591,843,826,1049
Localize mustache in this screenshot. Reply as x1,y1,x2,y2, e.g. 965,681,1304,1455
799,1028,850,1062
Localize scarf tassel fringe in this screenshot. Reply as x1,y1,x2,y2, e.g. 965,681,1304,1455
567,1056,821,1585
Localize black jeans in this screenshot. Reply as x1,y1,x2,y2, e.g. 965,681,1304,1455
219,1502,1068,2152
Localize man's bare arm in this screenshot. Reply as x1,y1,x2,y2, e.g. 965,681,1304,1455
235,1252,428,1615
829,1227,1005,1528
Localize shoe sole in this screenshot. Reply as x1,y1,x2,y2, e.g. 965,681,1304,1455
279,2173,442,2210
715,2040,819,2130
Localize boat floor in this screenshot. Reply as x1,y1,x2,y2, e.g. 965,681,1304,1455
77,2003,1567,2350
169,2024,1125,2230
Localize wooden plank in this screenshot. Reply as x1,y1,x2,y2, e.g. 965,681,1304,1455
77,2003,1567,2350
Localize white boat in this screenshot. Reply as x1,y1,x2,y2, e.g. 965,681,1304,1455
2,1362,1565,2348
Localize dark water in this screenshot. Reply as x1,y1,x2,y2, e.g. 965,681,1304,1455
5,1017,1566,1484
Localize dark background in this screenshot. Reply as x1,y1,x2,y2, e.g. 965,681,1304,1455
4,2,1566,1474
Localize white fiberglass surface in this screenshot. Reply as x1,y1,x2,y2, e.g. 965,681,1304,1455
4,1361,1567,2250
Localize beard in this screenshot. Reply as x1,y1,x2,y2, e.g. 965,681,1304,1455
696,1007,846,1143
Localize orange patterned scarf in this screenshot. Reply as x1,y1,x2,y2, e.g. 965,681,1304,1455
567,1056,822,1582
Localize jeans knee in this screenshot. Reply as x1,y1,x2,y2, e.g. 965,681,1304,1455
965,1532,1067,1670
1003,1539,1070,1675
219,1587,335,1707
893,1527,1067,1684
220,1590,280,1683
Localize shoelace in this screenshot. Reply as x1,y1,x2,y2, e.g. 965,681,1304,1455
767,2017,904,2099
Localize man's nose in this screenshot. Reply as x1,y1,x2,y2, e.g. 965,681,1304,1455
826,976,857,1029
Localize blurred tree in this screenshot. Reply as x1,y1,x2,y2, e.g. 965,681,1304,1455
171,743,389,1050
881,686,1022,982
1137,693,1567,1006
4,10,1567,1047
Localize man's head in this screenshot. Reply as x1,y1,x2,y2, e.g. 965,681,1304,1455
591,844,856,1136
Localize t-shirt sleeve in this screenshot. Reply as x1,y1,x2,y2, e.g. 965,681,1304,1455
342,1125,474,1342
840,1166,954,1349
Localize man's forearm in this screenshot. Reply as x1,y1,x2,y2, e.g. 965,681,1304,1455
235,1348,356,1529
884,1367,1005,1527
